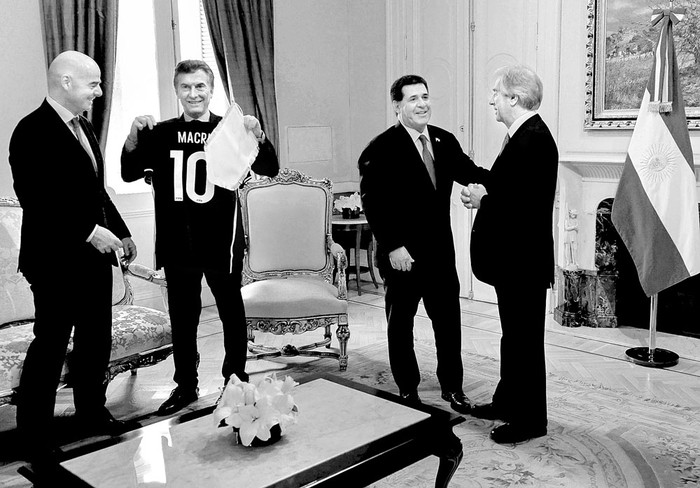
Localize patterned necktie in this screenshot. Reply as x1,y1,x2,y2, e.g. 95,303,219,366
70,117,97,172
419,135,436,188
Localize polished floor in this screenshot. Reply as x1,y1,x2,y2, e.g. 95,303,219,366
1,275,699,487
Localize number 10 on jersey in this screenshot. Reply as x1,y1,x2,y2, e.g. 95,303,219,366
170,149,215,204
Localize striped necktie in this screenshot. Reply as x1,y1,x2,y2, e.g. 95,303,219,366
419,135,436,188
70,117,97,172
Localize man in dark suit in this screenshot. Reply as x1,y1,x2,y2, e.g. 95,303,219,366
462,65,558,444
121,60,278,416
359,74,490,414
9,51,136,462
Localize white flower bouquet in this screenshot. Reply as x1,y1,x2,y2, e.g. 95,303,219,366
214,373,299,447
333,192,362,212
334,192,363,218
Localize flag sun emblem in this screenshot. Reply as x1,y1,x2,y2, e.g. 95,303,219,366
638,143,676,184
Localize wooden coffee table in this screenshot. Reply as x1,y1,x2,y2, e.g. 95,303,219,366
20,374,464,487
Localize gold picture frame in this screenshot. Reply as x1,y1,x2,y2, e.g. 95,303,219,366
584,0,700,130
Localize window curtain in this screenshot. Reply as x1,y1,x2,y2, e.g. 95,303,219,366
202,0,279,149
40,0,118,153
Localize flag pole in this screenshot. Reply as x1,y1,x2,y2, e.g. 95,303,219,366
625,294,679,367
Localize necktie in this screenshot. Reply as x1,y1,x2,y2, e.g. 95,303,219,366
70,117,97,172
499,133,510,156
419,135,436,188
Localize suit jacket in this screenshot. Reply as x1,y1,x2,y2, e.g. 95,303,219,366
470,114,559,287
359,122,490,272
9,99,130,280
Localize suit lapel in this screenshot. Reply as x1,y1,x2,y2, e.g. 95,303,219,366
38,102,99,179
508,114,541,146
41,100,80,147
494,114,541,168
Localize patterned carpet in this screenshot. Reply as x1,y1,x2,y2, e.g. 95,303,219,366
1,341,698,487
281,341,700,488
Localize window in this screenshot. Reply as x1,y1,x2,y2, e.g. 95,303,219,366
104,0,160,194
105,0,228,193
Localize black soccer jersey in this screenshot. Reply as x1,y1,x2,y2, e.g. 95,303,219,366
121,114,279,272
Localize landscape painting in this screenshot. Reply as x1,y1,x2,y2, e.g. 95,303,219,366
585,0,700,129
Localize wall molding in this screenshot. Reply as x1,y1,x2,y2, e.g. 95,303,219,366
560,161,623,180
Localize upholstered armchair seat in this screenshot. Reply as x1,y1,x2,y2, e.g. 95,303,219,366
242,278,347,320
240,169,350,370
0,196,173,405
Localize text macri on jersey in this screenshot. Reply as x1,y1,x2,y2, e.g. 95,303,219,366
177,131,209,144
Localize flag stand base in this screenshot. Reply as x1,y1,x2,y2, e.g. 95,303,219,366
625,347,679,368
625,294,679,368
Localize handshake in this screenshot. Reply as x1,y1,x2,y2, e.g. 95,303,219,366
460,183,487,210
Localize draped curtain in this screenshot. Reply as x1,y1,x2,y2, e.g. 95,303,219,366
202,0,279,149
40,0,118,152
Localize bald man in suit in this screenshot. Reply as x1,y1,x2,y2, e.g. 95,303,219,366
9,51,135,465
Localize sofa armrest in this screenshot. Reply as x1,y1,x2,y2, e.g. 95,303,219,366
124,263,167,287
123,263,169,311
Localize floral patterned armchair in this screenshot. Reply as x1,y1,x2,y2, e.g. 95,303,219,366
0,197,173,406
240,169,350,370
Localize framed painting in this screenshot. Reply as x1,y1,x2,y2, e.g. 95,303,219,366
584,0,700,129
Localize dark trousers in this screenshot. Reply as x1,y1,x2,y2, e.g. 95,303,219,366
16,262,113,437
164,265,249,390
493,282,548,427
382,261,464,394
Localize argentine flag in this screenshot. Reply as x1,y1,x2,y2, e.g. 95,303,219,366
612,7,700,297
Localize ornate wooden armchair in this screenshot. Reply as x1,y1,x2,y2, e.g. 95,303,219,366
0,197,173,406
240,169,350,370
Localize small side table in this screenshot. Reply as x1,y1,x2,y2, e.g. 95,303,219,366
331,215,378,295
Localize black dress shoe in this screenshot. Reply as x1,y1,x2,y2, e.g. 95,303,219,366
157,387,199,416
399,391,421,405
76,407,128,436
490,422,547,444
441,391,472,414
26,449,61,481
470,402,503,421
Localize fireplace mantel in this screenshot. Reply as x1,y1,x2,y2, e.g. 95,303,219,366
557,158,700,272
560,157,700,181
560,160,623,180
554,157,700,334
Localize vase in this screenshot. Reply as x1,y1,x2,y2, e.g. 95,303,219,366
342,208,360,219
233,423,282,447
